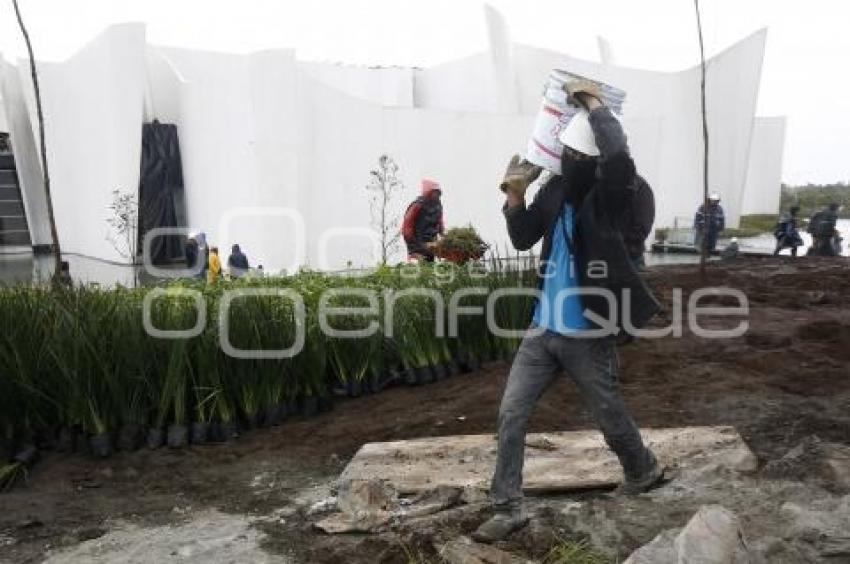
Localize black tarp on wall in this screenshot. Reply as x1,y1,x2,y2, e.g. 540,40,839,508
138,120,186,264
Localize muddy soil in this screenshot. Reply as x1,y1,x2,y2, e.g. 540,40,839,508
1,257,849,563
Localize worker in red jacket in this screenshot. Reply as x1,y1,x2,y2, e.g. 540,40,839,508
402,178,444,261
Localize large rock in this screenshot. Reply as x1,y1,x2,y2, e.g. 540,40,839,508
624,530,679,564
764,435,850,492
782,495,850,557
438,536,534,564
401,485,464,518
337,478,397,516
316,480,467,534
625,505,749,564
673,505,749,563
314,479,397,534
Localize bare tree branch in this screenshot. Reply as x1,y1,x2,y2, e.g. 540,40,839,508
695,0,710,276
13,0,62,284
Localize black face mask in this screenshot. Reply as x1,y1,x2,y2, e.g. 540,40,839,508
560,153,597,205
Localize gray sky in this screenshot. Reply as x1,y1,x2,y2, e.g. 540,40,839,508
1,0,848,185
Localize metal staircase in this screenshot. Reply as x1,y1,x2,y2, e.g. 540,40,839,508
0,152,31,248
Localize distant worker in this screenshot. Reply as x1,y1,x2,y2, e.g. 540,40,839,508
184,233,200,276
623,180,655,271
807,203,841,256
773,205,803,256
227,244,250,278
721,237,740,259
207,246,221,284
693,192,725,253
402,178,444,262
186,232,210,278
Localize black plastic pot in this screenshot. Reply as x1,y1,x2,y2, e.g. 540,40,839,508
221,422,238,441
318,395,333,412
12,445,39,466
466,357,481,373
263,404,283,427
57,427,75,453
207,422,223,443
381,370,399,390
402,368,418,386
433,363,448,381
244,412,262,430
454,349,468,369
364,373,382,394
117,424,142,452
415,365,434,385
301,396,319,417
209,421,238,442
346,379,363,398
35,428,57,451
331,380,349,397
89,433,113,458
286,400,298,418
146,427,165,449
446,360,460,377
190,422,209,444
167,424,188,449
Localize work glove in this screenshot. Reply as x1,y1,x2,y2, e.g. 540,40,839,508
563,79,603,110
500,154,543,197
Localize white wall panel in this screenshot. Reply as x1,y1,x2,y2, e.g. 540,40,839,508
1,21,780,270
298,61,413,108
0,58,51,246
742,116,786,215
17,23,146,262
417,31,769,230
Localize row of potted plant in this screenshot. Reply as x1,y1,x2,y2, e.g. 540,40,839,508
0,260,537,462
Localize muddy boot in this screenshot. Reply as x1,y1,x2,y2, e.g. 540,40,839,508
614,450,664,496
471,508,528,543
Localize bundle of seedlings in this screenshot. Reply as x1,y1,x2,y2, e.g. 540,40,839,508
434,225,490,263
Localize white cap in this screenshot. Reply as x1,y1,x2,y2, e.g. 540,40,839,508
558,110,600,157
709,192,721,201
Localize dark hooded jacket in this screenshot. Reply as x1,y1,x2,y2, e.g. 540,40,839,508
503,106,660,333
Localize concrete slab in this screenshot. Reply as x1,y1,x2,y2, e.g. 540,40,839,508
339,426,756,495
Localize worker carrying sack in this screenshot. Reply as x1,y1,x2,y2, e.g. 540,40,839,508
808,211,835,237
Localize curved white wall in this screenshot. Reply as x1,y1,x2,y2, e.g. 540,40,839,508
5,21,780,270
742,116,786,215
16,23,146,263
144,47,185,124
0,58,51,246
418,30,768,231
299,61,414,108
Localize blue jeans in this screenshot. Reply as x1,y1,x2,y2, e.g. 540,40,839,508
490,327,652,509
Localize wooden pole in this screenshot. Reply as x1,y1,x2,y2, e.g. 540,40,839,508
695,0,710,276
12,0,62,285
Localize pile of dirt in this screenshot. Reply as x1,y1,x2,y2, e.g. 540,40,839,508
1,257,849,563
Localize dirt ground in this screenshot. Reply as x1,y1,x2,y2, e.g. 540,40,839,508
1,257,849,563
